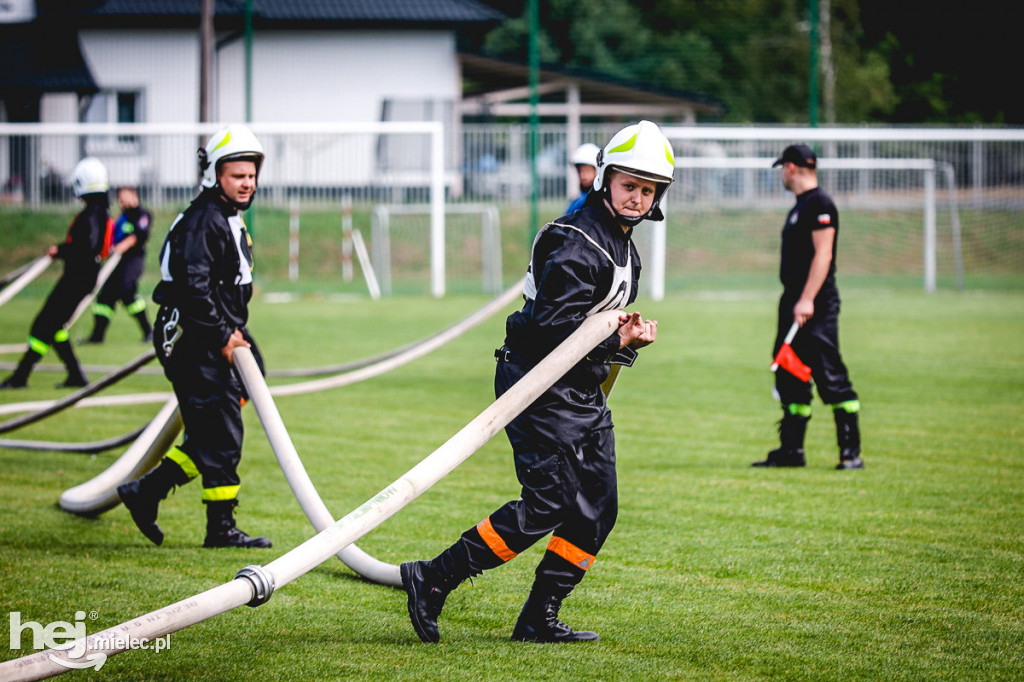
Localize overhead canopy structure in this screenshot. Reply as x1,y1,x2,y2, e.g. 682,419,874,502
457,52,724,197
458,52,724,124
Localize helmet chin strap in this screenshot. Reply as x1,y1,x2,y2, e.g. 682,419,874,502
602,187,656,227
218,186,258,212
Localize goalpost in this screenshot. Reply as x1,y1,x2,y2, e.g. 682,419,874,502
641,156,958,299
648,125,1024,298
370,203,503,296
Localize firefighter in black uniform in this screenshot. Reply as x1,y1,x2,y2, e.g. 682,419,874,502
753,144,864,470
84,186,153,343
117,124,271,548
1,157,110,389
401,120,675,643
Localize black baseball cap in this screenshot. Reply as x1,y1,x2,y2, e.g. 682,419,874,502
772,144,817,169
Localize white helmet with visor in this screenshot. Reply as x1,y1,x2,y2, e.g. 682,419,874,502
593,120,675,225
199,124,265,188
72,157,109,198
570,142,600,168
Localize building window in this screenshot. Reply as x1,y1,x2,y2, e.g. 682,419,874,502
81,90,142,152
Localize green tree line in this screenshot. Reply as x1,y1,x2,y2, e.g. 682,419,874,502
474,0,1018,124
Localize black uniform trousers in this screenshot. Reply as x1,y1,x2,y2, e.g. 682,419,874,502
28,269,97,346
774,290,858,407
453,355,618,596
154,306,260,499
96,254,145,310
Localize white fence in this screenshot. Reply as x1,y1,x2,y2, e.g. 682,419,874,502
1,122,1021,295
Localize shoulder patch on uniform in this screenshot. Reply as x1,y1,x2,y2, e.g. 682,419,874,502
817,213,832,225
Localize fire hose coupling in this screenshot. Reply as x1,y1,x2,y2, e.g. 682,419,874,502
236,564,275,607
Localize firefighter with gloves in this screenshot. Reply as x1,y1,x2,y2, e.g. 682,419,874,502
1,157,110,389
118,125,271,549
400,120,673,643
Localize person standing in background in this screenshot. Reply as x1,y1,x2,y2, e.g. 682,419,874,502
753,144,864,470
85,186,153,343
565,142,600,215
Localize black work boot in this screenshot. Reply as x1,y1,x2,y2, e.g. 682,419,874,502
0,349,43,389
400,545,474,643
834,408,864,470
52,339,88,388
117,459,189,546
202,500,272,548
511,587,599,643
752,411,809,467
84,315,109,344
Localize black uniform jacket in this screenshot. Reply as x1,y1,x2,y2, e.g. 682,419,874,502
504,191,640,388
780,186,839,299
153,189,253,352
57,194,107,279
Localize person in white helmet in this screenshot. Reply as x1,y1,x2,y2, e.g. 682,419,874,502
565,142,600,214
117,125,271,549
1,157,111,389
401,120,674,644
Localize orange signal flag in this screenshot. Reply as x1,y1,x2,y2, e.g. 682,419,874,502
772,343,811,382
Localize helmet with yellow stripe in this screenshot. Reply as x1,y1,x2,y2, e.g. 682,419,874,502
593,120,675,223
198,124,265,190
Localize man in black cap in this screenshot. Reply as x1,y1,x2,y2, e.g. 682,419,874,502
752,144,864,470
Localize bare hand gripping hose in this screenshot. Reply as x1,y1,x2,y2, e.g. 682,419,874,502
1,310,622,681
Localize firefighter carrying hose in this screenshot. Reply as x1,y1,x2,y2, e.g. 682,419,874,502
118,124,271,549
1,157,110,389
400,120,675,643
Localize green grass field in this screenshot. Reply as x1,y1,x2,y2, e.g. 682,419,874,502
1,274,1022,679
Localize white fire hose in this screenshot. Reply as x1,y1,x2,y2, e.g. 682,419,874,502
1,309,621,681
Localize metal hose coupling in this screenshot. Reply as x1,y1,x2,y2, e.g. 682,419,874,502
236,564,275,607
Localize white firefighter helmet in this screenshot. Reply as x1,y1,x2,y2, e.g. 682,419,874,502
592,120,675,224
570,142,600,168
199,124,265,189
71,157,109,198
593,120,675,192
